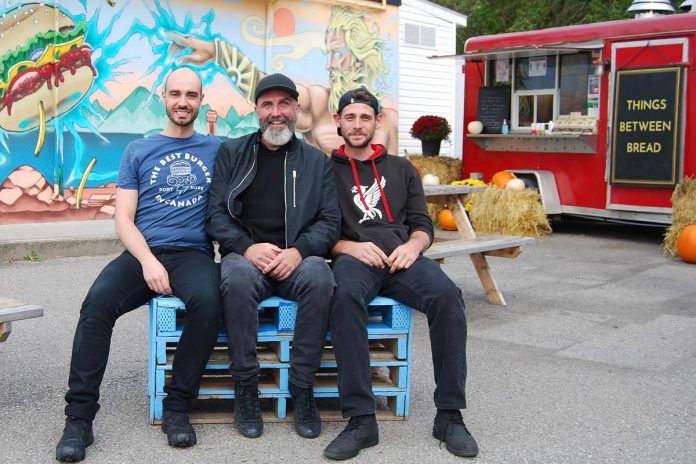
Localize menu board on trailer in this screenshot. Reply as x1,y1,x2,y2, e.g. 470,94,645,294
476,86,510,134
610,66,682,187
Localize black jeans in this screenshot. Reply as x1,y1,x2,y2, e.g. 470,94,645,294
330,255,468,417
64,249,222,421
219,254,335,388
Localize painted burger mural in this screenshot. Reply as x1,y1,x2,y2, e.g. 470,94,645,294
0,0,398,224
0,3,96,139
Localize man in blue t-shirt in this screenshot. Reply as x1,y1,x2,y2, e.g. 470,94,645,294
56,68,222,462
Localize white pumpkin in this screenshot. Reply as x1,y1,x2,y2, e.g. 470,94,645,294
422,174,440,185
467,121,484,134
505,178,526,191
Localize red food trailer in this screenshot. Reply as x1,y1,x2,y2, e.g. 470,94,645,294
461,13,695,224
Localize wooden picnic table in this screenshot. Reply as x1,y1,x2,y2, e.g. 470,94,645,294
0,298,44,342
423,184,533,306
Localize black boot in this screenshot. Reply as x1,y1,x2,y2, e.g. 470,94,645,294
161,410,197,447
234,378,263,438
56,416,94,462
323,414,379,460
432,409,478,457
289,381,321,438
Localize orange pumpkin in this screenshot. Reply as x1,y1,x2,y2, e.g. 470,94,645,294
438,209,458,231
490,171,516,188
677,225,696,264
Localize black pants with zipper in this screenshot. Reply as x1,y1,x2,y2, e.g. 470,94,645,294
64,248,222,421
330,254,468,418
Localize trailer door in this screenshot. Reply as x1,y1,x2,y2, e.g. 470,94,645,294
607,38,688,222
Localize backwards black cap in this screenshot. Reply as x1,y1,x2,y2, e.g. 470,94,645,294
254,73,299,103
337,88,381,114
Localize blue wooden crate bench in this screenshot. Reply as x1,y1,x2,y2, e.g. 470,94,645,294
148,294,413,424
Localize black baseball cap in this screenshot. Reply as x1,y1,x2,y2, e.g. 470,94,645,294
337,88,381,114
254,73,299,103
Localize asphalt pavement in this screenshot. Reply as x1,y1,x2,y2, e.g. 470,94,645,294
0,219,694,463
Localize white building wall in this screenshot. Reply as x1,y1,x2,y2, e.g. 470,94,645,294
398,0,462,158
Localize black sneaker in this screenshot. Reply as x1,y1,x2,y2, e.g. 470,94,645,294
234,378,263,438
432,409,479,457
323,414,379,460
56,416,94,462
161,410,197,447
289,382,321,438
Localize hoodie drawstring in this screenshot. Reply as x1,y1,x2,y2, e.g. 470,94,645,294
369,158,393,223
348,158,371,212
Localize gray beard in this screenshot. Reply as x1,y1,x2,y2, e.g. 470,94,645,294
261,118,295,146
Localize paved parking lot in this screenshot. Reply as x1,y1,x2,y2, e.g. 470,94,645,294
1,220,694,463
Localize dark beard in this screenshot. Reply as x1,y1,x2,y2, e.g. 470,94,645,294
345,134,371,149
167,106,199,128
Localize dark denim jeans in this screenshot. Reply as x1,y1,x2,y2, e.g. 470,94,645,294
220,254,335,388
64,249,222,421
330,255,468,417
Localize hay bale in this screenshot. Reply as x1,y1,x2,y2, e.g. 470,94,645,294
406,155,462,223
663,177,696,256
469,186,552,237
406,155,461,184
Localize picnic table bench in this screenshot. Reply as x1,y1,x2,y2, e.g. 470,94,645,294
423,185,534,306
0,298,44,342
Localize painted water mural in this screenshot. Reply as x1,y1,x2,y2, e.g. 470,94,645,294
0,0,399,223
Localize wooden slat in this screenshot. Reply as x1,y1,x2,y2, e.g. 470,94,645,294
161,404,407,425
0,303,44,323
321,345,398,363
162,343,401,368
484,247,523,258
0,321,11,342
424,235,534,260
470,253,505,305
315,369,397,390
423,185,483,196
0,298,25,308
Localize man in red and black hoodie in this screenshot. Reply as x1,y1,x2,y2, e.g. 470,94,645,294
324,89,478,461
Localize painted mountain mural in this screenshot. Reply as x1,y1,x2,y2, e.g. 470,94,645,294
83,87,258,138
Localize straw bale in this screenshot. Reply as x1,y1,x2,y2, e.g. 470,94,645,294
406,155,462,222
469,186,552,237
663,177,696,256
406,155,461,183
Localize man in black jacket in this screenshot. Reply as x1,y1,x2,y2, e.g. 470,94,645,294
323,89,478,460
206,73,340,441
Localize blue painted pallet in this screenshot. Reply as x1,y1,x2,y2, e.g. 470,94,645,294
148,295,413,423
152,295,412,337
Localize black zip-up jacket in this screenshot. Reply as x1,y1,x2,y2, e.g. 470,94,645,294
330,145,434,256
206,131,341,258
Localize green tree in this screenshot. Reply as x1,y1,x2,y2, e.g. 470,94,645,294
432,0,678,53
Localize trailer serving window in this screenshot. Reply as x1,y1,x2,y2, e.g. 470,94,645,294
487,51,595,131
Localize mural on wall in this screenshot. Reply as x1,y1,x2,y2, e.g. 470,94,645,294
0,0,399,224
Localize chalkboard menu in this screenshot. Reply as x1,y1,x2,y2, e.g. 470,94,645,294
476,86,510,134
611,66,682,187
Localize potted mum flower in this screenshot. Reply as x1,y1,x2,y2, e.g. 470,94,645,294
410,115,451,156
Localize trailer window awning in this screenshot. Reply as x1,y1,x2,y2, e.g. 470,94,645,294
430,40,604,61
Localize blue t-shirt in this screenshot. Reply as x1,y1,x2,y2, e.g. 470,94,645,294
117,132,221,253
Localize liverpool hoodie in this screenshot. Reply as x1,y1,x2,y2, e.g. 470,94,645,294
330,144,434,256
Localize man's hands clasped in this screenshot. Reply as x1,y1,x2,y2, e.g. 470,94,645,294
244,243,302,281
342,240,420,273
